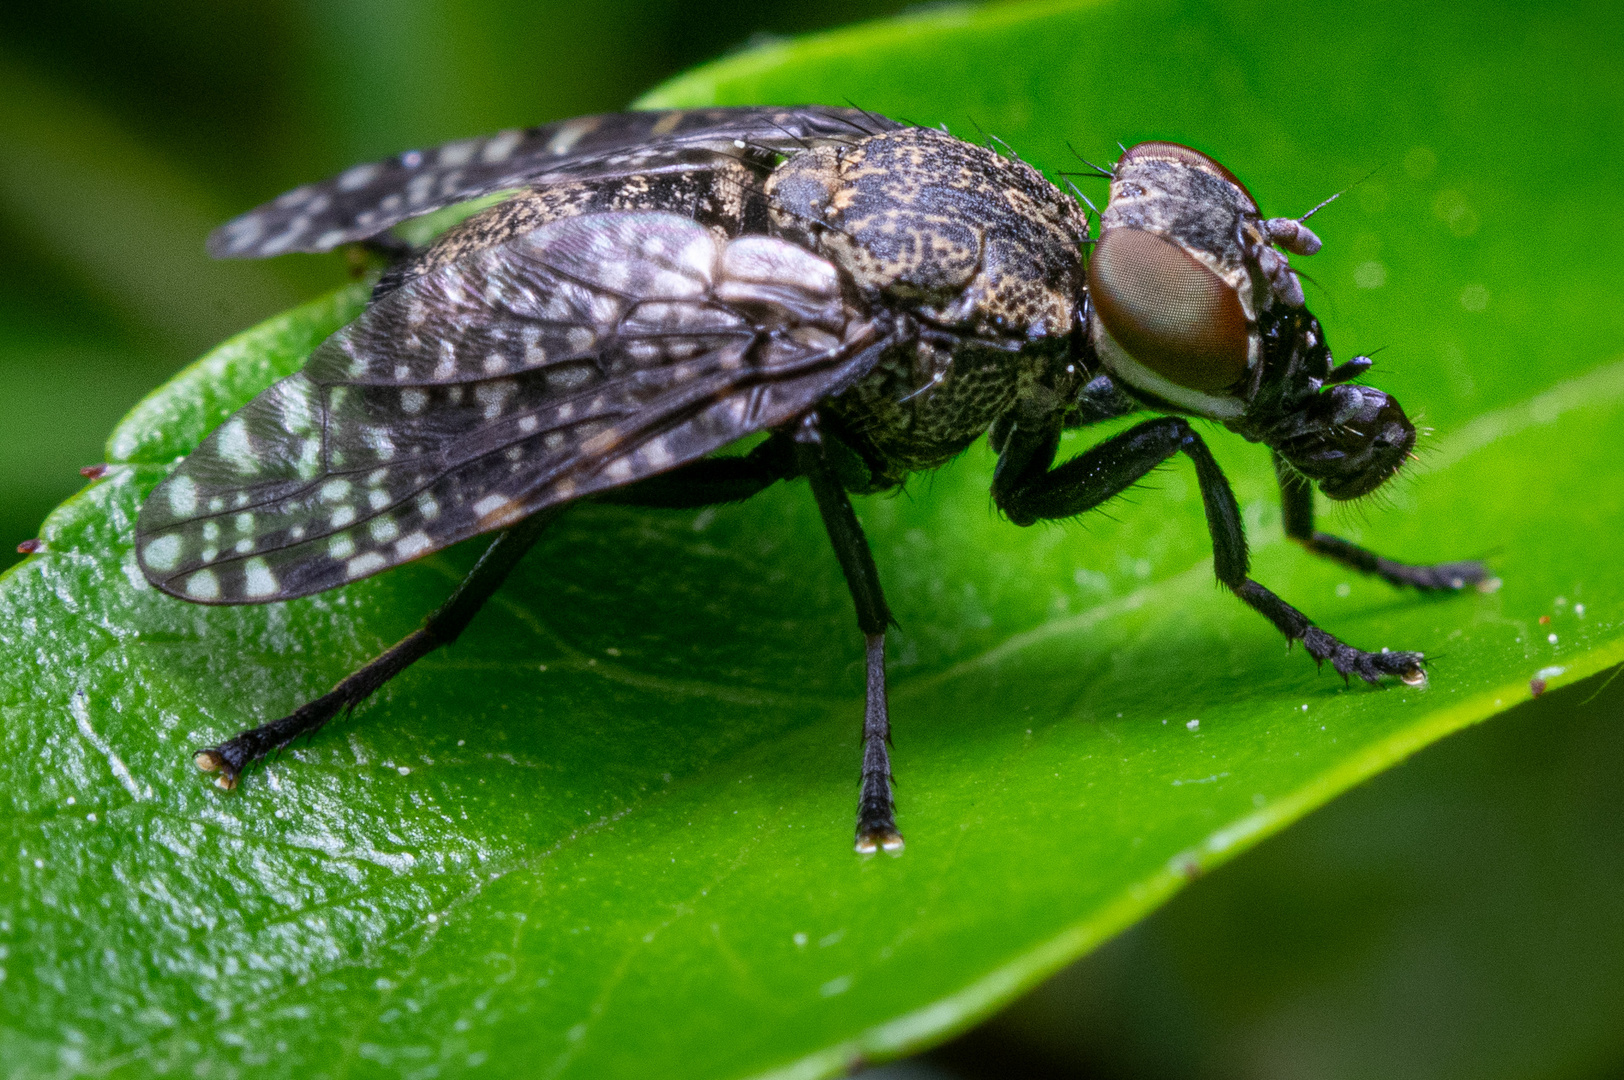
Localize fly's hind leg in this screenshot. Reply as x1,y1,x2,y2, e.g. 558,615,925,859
1274,454,1488,591
196,506,562,787
199,440,806,789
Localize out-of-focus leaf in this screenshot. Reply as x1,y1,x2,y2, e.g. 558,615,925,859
1,1,1621,1077
0,51,313,353
984,669,1624,1080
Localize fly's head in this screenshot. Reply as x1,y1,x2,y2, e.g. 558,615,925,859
1083,141,1414,500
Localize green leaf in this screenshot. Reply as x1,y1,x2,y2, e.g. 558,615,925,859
2,1,1620,1076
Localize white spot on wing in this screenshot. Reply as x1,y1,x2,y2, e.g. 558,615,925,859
475,380,517,419
472,494,509,518
650,111,684,136
142,534,183,572
184,570,221,600
548,118,595,155
296,438,322,479
347,552,388,579
437,138,481,167
336,162,381,191
401,388,428,414
642,438,673,468
481,130,523,163
243,558,278,597
365,429,396,460
329,533,356,559
257,225,306,257
369,516,400,543
166,476,198,516
407,174,436,206
434,340,457,379
395,531,433,559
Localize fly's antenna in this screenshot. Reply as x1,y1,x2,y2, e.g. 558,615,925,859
1299,163,1386,223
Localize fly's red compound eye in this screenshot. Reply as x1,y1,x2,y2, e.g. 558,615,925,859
1087,227,1250,392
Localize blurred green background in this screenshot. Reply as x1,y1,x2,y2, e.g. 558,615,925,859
3,1,1620,1077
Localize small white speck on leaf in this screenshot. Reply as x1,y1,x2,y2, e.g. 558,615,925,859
820,976,852,997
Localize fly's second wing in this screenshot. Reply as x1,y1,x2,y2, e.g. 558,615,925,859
138,212,890,604
208,106,903,258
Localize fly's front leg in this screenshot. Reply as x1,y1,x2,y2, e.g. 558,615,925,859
792,414,902,854
196,507,560,787
1274,453,1488,591
995,418,1427,685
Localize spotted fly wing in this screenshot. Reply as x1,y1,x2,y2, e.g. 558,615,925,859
138,212,887,604
209,106,903,258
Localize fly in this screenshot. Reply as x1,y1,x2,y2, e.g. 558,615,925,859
134,107,1487,853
